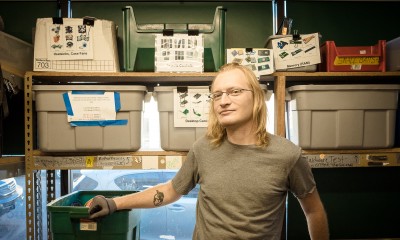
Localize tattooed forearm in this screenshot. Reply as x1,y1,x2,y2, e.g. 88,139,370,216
153,190,164,206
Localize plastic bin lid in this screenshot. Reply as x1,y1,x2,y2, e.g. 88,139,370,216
153,86,210,92
287,84,400,92
153,84,268,92
32,85,147,92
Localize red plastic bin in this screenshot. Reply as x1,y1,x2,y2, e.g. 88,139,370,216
320,40,386,72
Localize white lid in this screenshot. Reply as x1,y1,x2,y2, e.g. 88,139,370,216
153,86,210,92
32,85,147,92
287,84,400,92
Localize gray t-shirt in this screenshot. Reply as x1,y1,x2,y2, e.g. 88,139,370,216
172,133,316,240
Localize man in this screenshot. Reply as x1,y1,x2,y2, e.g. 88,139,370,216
88,63,329,239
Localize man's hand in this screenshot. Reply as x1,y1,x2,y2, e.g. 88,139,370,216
87,195,117,219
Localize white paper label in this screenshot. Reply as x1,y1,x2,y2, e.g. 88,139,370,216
67,92,116,122
80,220,97,231
173,88,210,127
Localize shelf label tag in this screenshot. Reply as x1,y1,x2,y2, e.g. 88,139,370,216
85,156,95,168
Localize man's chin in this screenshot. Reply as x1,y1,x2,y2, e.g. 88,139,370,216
219,121,235,128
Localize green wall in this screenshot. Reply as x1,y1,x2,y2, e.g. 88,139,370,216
0,2,58,43
287,1,400,46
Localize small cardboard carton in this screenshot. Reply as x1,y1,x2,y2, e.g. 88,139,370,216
266,33,320,71
33,17,119,72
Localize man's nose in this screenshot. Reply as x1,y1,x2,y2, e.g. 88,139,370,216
219,93,231,104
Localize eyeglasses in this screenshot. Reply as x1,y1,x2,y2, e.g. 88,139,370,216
209,88,253,101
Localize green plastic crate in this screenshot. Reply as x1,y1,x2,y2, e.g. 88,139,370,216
47,190,140,240
122,6,226,72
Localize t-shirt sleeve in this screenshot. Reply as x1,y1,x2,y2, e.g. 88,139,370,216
288,155,316,199
171,148,199,195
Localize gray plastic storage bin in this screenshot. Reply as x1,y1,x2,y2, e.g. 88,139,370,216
154,84,269,151
287,84,400,149
154,86,209,151
33,85,146,152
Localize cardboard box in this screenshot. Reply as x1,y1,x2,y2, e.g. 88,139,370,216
34,17,119,72
226,48,274,77
265,33,320,71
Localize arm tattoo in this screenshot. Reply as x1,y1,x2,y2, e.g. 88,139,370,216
153,190,164,206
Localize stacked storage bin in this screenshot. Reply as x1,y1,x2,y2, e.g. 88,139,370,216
122,6,226,72
154,84,269,151
33,85,147,152
47,190,140,240
319,40,386,72
286,84,400,149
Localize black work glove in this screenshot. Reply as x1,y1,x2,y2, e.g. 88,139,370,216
87,195,117,219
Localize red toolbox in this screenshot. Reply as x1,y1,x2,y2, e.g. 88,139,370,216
320,40,386,72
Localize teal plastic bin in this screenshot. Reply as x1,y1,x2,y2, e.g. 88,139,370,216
47,190,140,240
122,6,226,72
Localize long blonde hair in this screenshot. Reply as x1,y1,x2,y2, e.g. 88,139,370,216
206,63,270,148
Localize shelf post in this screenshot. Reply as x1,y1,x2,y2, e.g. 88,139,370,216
274,75,286,137
24,72,35,239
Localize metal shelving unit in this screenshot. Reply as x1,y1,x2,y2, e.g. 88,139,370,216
23,71,219,239
24,71,400,239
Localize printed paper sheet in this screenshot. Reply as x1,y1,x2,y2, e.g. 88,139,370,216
46,22,94,60
173,88,210,127
271,33,320,70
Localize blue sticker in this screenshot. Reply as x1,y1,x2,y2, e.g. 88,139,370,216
63,92,74,116
71,90,105,95
114,92,121,111
70,119,128,127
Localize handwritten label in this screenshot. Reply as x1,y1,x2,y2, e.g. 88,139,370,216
97,156,133,167
34,156,86,168
166,156,183,169
305,154,360,168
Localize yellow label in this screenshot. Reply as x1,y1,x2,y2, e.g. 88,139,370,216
85,156,95,168
334,57,380,65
